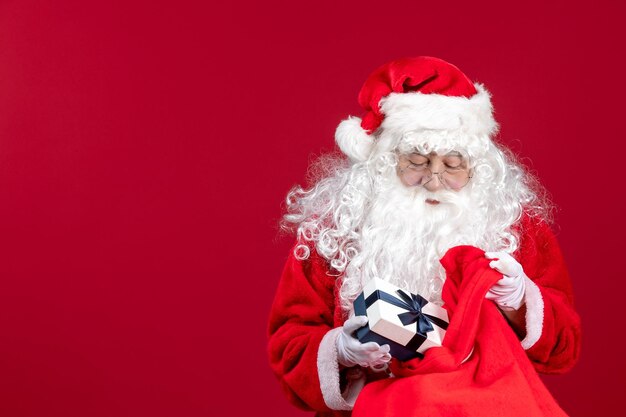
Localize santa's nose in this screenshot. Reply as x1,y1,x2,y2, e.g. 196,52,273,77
423,171,445,192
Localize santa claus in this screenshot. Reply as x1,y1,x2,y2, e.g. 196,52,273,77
268,57,581,417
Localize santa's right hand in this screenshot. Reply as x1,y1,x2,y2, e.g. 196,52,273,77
336,315,391,368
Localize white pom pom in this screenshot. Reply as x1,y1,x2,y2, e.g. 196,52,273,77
334,116,374,163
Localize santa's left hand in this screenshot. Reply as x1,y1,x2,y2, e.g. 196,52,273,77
485,251,526,311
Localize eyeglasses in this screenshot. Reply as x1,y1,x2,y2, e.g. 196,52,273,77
398,154,472,190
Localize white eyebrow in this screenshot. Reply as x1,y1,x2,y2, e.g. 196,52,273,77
409,150,465,157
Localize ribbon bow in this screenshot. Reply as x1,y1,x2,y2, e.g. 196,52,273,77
394,290,449,336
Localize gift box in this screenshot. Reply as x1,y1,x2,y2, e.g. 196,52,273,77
353,277,449,361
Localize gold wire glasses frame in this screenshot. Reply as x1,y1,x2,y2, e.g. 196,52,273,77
397,154,473,190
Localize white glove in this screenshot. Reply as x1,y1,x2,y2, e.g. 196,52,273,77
485,251,526,311
336,316,391,368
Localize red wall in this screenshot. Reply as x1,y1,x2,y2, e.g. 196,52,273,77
0,1,623,416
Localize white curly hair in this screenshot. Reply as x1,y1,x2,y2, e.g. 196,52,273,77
282,128,552,313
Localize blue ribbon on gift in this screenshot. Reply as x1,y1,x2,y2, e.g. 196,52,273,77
364,289,449,338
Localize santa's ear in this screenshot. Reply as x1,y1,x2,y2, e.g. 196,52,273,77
335,117,374,163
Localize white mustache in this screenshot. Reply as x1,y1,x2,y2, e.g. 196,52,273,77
420,189,465,205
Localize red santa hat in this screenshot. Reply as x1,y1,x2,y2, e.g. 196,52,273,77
335,57,498,162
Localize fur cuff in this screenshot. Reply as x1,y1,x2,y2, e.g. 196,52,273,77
521,277,544,350
317,327,366,410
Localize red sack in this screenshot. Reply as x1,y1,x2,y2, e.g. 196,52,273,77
352,245,569,417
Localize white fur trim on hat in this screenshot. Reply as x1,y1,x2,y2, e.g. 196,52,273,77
379,84,498,137
335,116,375,163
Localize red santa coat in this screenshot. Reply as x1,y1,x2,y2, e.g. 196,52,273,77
267,216,581,416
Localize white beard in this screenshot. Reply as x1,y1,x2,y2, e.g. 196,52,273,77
341,176,490,308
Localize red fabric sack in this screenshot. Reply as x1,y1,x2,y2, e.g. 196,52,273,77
352,245,569,417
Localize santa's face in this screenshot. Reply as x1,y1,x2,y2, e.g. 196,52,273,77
396,151,472,204
397,151,471,198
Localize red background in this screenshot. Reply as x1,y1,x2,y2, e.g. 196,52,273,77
0,1,624,416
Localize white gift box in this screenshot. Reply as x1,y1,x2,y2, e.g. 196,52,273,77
353,277,449,361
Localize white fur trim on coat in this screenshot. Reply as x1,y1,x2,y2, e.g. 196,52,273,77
521,277,544,350
378,84,498,137
317,327,366,410
335,116,375,163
